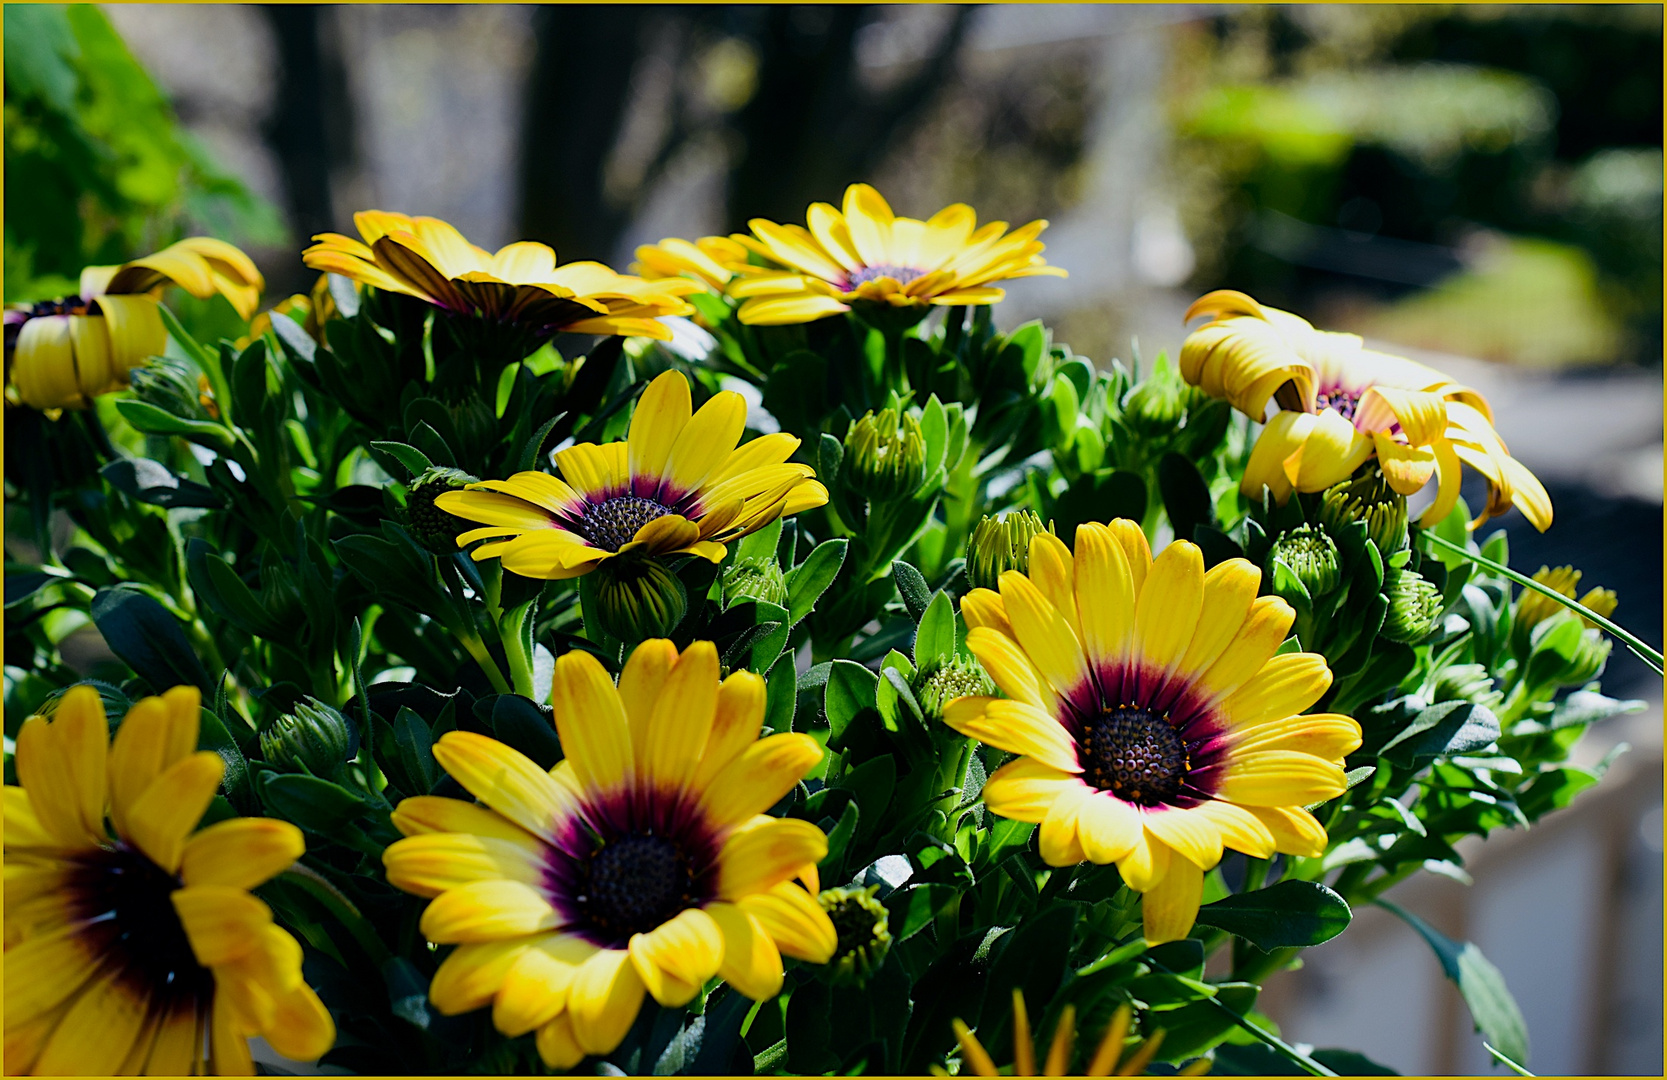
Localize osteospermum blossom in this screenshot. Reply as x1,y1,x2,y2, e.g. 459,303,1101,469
944,521,1360,943
382,641,837,1068
5,238,263,412
302,211,698,340
724,183,1066,326
436,370,827,579
4,686,334,1074
632,235,752,294
1179,289,1551,532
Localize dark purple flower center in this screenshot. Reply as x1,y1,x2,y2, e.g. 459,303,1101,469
66,843,215,1001
574,833,697,942
570,496,676,552
844,264,925,290
1078,706,1192,806
1315,388,1363,422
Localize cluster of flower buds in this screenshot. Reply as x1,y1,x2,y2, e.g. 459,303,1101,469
590,556,688,642
261,698,355,777
817,884,893,987
721,555,787,609
965,510,1054,592
844,407,926,503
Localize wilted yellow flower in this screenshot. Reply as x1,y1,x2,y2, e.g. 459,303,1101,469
5,238,263,413
1181,290,1551,532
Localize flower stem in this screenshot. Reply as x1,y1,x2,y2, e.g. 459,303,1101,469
1419,530,1663,675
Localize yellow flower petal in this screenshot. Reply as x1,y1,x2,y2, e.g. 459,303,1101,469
627,370,693,491
493,934,596,1036
32,964,150,1075
998,571,1090,702
736,881,837,963
941,697,1081,776
1195,596,1297,704
419,879,562,943
1247,805,1329,858
432,731,575,839
1141,807,1223,870
1226,712,1363,760
1191,799,1278,859
1141,854,1202,945
108,687,200,839
2,921,105,1026
124,751,224,873
617,638,678,755
715,817,828,899
174,884,274,965
698,734,824,830
1075,791,1143,864
1132,540,1205,685
706,902,785,1000
18,687,108,848
1218,653,1333,729
391,795,541,843
180,818,304,890
663,390,748,497
537,1012,588,1070
383,833,547,898
1116,829,1171,892
641,641,720,792
567,947,647,1056
1038,781,1089,866
429,936,541,1014
1175,558,1261,681
1073,523,1137,672
628,907,724,1006
1211,751,1347,807
692,669,769,789
980,757,1085,823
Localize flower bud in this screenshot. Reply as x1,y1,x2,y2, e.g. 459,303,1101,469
817,885,893,987
721,555,786,609
129,357,215,423
910,654,995,722
843,408,926,503
401,466,480,556
965,511,1054,593
1123,375,1187,438
1511,565,1618,657
261,698,354,776
1382,568,1443,644
1430,662,1501,708
589,557,688,642
1268,524,1342,601
1319,468,1409,556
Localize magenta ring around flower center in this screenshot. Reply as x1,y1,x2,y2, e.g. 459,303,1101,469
542,789,723,948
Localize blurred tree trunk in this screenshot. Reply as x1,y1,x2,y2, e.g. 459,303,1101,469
514,5,973,261
516,6,652,262
262,5,356,294
726,6,973,229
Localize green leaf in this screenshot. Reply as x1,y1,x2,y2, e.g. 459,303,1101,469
368,440,434,480
1378,899,1529,1066
195,706,252,806
4,6,80,113
258,772,367,834
737,516,784,564
1379,701,1501,768
1158,451,1215,540
1051,470,1146,539
100,458,222,509
764,658,796,733
1541,689,1646,731
976,903,1078,1052
914,590,955,668
89,586,212,693
824,660,878,743
489,694,562,770
892,560,932,622
392,707,440,794
113,399,234,451
784,538,847,625
1194,880,1352,950
883,882,958,943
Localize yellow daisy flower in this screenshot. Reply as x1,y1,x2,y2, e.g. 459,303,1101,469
435,370,828,580
5,238,264,412
382,641,837,1068
952,991,1208,1077
944,521,1360,944
725,183,1067,326
302,211,698,341
1179,290,1552,532
4,685,335,1075
631,235,752,294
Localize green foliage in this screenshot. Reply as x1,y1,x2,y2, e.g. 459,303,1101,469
3,5,281,304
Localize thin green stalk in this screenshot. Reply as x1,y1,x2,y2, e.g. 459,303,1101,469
281,863,392,966
1145,957,1335,1076
1420,530,1663,674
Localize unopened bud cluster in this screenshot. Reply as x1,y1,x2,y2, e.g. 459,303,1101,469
590,556,688,642
261,698,354,776
817,885,892,987
844,408,926,502
1268,524,1342,600
1320,468,1409,556
721,555,787,609
965,511,1054,593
